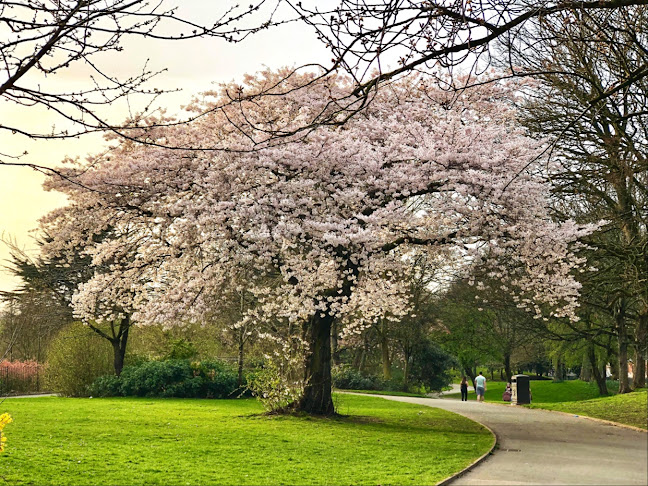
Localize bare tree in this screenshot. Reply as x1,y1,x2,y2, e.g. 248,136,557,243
276,1,648,108
0,0,280,170
4,1,647,163
516,5,648,392
158,0,648,151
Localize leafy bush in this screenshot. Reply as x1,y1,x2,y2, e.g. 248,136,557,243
381,378,410,392
126,324,222,362
244,340,308,411
332,365,384,391
162,339,198,360
87,374,121,397
333,344,455,393
408,339,456,391
0,360,44,394
118,360,190,397
193,360,241,398
88,359,240,398
44,322,114,396
246,365,303,411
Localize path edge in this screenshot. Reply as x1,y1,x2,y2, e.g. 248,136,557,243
435,421,497,486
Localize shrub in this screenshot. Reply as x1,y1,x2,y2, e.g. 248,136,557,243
126,324,222,362
332,365,384,391
381,378,409,392
408,339,456,391
44,322,114,396
119,360,191,397
162,339,198,360
0,360,44,394
247,364,303,411
89,359,240,398
87,374,121,397
192,360,240,398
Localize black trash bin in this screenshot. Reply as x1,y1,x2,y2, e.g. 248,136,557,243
511,374,531,405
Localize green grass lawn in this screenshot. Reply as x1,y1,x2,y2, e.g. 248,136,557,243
1,394,493,485
528,389,647,430
448,379,615,403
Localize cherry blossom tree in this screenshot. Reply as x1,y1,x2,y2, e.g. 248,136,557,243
41,70,593,414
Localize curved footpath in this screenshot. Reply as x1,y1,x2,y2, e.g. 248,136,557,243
375,394,647,485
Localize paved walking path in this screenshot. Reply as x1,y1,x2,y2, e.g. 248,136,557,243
374,394,648,485
441,383,467,395
1,393,58,400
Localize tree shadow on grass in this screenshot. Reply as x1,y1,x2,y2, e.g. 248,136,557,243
240,409,486,438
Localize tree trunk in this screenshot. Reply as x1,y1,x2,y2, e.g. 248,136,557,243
633,313,647,389
403,347,412,390
380,320,392,380
352,348,363,368
381,339,392,380
609,359,619,380
464,367,476,389
616,304,632,393
553,356,564,382
237,332,245,388
90,315,131,376
237,292,247,387
580,352,592,382
588,343,608,396
298,312,335,415
358,346,367,372
504,354,512,382
634,353,646,389
581,318,594,384
331,321,341,366
112,338,125,376
358,331,370,373
111,316,130,376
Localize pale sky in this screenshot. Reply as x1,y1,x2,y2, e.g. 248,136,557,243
0,1,330,293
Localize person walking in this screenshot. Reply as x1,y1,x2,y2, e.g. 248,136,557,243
475,371,487,402
460,376,469,401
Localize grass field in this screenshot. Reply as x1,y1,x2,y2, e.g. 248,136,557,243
0,394,493,485
448,379,615,403
446,379,646,429
528,389,647,430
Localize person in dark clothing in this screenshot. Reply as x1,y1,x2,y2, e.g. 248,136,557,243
460,376,469,401
502,382,512,402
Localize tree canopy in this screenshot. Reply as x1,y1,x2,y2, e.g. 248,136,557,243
39,70,596,413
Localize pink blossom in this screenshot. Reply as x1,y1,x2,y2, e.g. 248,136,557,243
41,70,595,333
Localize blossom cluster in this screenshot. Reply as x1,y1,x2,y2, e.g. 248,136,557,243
40,70,594,341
